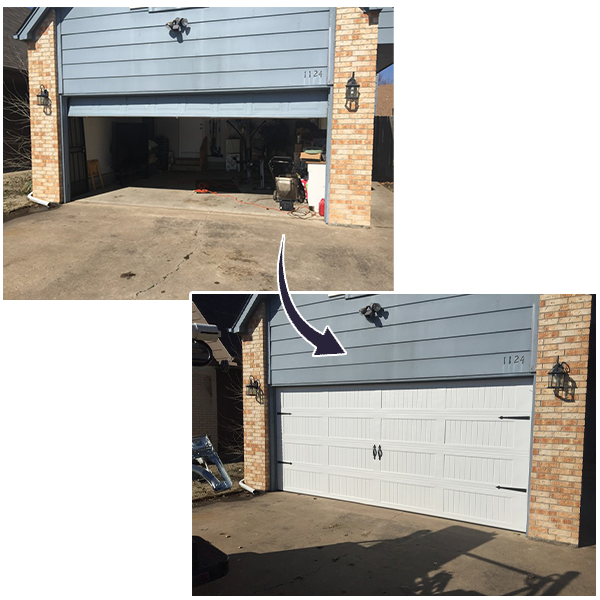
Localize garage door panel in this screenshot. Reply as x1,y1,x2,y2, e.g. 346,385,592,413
329,444,374,472
276,382,533,532
381,387,442,410
381,417,436,443
68,90,328,119
444,419,514,448
380,480,437,511
380,448,437,478
443,454,514,486
443,418,531,452
329,473,375,503
442,487,527,531
445,384,532,411
328,389,380,409
281,415,321,437
282,441,322,465
281,467,323,495
279,390,327,409
328,416,374,440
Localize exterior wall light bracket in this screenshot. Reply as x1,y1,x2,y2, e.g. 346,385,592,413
36,85,49,106
345,72,360,112
547,356,576,401
36,85,51,114
166,17,188,31
246,376,263,403
359,302,383,319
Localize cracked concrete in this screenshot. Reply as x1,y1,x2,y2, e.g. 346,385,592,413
192,492,595,596
134,251,193,297
3,183,393,299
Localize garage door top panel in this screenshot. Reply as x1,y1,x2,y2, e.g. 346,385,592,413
67,90,329,119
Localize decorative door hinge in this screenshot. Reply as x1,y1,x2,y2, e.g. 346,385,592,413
499,416,531,420
496,485,527,492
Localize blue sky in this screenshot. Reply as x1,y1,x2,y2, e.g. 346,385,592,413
379,63,394,84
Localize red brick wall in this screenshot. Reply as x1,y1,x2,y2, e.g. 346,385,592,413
27,10,63,204
329,8,378,227
528,294,593,545
241,302,270,490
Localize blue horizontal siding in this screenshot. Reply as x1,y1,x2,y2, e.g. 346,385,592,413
62,30,330,65
378,7,393,44
268,294,539,386
63,69,329,95
58,7,332,96
60,7,329,34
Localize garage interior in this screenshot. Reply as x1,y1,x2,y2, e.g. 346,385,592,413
68,114,329,217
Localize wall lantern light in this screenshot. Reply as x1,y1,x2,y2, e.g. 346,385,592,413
246,376,261,397
547,356,575,400
166,17,188,31
36,85,49,107
345,72,360,112
359,302,382,318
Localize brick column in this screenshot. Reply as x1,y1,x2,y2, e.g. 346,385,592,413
240,302,270,490
27,10,63,204
528,294,593,545
329,7,378,227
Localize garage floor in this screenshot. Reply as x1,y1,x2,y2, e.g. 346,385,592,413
74,170,304,219
3,180,393,299
192,492,596,596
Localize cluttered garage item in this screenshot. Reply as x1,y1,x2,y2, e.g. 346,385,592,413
268,156,306,211
192,435,233,492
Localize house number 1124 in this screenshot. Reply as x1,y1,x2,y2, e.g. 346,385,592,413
304,70,323,78
504,355,525,365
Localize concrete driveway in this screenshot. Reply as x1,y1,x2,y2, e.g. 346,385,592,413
192,492,595,596
3,182,393,299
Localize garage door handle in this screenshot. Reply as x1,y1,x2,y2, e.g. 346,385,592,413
498,415,530,420
378,445,383,460
372,445,377,460
496,485,527,493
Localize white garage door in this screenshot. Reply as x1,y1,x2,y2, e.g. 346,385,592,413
276,381,533,532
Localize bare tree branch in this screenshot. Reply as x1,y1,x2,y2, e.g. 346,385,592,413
3,48,31,171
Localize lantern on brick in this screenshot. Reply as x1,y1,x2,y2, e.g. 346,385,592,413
246,376,261,397
36,85,49,107
547,356,574,398
345,72,360,112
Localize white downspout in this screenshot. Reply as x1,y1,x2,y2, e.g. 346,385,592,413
28,192,58,209
239,479,256,494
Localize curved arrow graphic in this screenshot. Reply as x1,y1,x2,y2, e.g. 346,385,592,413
277,235,347,357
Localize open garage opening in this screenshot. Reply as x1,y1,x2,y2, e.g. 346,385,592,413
67,114,329,219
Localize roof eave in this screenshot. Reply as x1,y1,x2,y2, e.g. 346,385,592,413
230,294,267,334
13,7,49,41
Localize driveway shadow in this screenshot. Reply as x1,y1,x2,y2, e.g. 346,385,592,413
194,524,580,595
